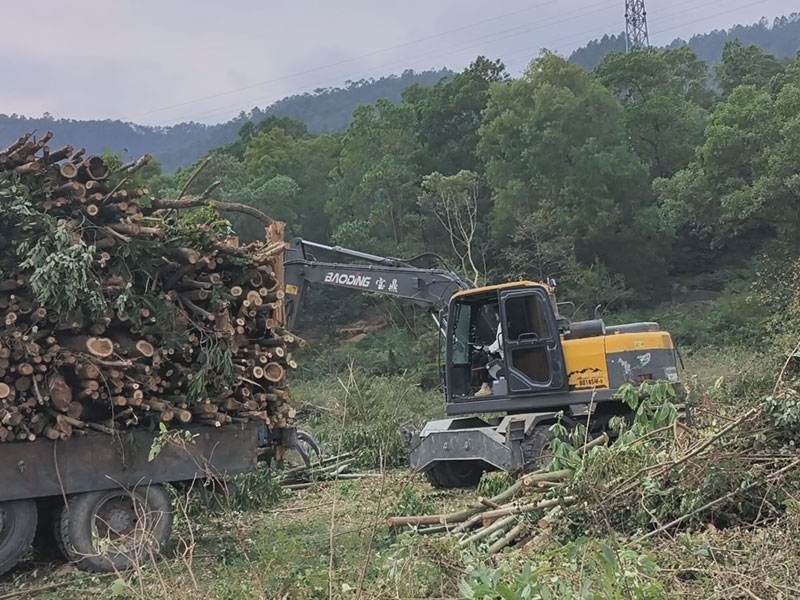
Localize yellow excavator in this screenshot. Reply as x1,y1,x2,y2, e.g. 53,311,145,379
284,239,681,487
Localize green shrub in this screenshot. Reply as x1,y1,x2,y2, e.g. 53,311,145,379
229,464,286,511
461,538,669,600
393,485,434,517
296,326,441,386
476,471,514,497
292,367,443,469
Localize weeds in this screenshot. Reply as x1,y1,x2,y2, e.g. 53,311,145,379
461,538,669,600
9,323,800,600
476,471,515,497
393,486,433,517
292,365,442,469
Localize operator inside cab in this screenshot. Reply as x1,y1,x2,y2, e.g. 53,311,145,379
476,304,503,396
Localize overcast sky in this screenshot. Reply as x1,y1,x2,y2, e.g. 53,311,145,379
1,0,795,125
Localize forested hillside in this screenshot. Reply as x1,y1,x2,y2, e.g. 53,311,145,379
3,14,798,175
150,42,800,350
570,13,800,69
0,69,451,173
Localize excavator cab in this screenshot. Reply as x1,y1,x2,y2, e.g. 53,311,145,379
446,283,567,408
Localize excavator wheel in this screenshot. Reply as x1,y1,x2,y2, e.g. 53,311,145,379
424,461,484,489
0,499,37,577
520,425,555,474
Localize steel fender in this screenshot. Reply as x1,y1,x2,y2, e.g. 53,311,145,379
418,416,494,437
408,427,513,472
495,411,562,437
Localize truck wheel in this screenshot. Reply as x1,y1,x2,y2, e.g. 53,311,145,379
0,499,37,576
424,461,484,488
52,505,68,559
59,485,173,573
520,425,555,473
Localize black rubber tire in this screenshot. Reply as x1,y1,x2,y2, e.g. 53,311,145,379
51,503,68,560
59,485,173,573
520,425,555,473
424,461,484,489
0,499,37,577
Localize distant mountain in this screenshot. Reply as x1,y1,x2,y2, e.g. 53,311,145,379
5,12,799,174
0,69,452,173
570,13,800,70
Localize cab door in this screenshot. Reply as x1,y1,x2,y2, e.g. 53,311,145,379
499,289,567,394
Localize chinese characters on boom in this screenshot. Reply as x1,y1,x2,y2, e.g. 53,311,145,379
324,271,399,293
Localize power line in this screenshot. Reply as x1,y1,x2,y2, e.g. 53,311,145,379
648,0,773,38
502,0,779,75
149,0,622,125
127,0,566,121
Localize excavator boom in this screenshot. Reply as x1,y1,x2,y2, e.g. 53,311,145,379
283,238,469,330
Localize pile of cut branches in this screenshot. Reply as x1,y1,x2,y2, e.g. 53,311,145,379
389,378,800,554
280,452,381,489
0,132,299,441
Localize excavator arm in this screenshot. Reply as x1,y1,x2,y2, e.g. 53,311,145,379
283,238,470,331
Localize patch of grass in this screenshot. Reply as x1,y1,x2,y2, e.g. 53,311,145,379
17,474,467,600
392,485,434,517
291,366,443,469
296,326,441,385
681,345,781,416
476,471,514,497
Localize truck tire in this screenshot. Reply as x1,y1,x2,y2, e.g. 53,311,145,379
52,505,68,559
0,499,37,576
520,425,555,473
59,485,173,573
424,461,484,488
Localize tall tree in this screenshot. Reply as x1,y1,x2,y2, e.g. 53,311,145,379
418,170,489,286
328,99,424,255
596,47,712,178
657,58,800,251
243,122,340,242
479,52,664,297
714,39,785,95
404,57,507,175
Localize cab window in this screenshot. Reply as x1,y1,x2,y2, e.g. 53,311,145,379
504,295,552,340
450,302,472,365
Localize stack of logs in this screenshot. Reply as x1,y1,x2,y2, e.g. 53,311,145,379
0,132,299,442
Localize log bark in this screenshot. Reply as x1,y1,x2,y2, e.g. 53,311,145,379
48,375,72,412
479,496,577,521
487,522,525,555
0,134,295,442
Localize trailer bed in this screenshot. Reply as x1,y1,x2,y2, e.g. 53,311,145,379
0,423,262,502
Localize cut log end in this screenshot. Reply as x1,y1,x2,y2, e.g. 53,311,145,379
264,362,285,383
87,337,114,358
135,340,155,358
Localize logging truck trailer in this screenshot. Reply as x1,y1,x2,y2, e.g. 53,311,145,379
0,421,294,576
284,238,682,488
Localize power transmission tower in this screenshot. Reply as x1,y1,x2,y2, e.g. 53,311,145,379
625,0,650,52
